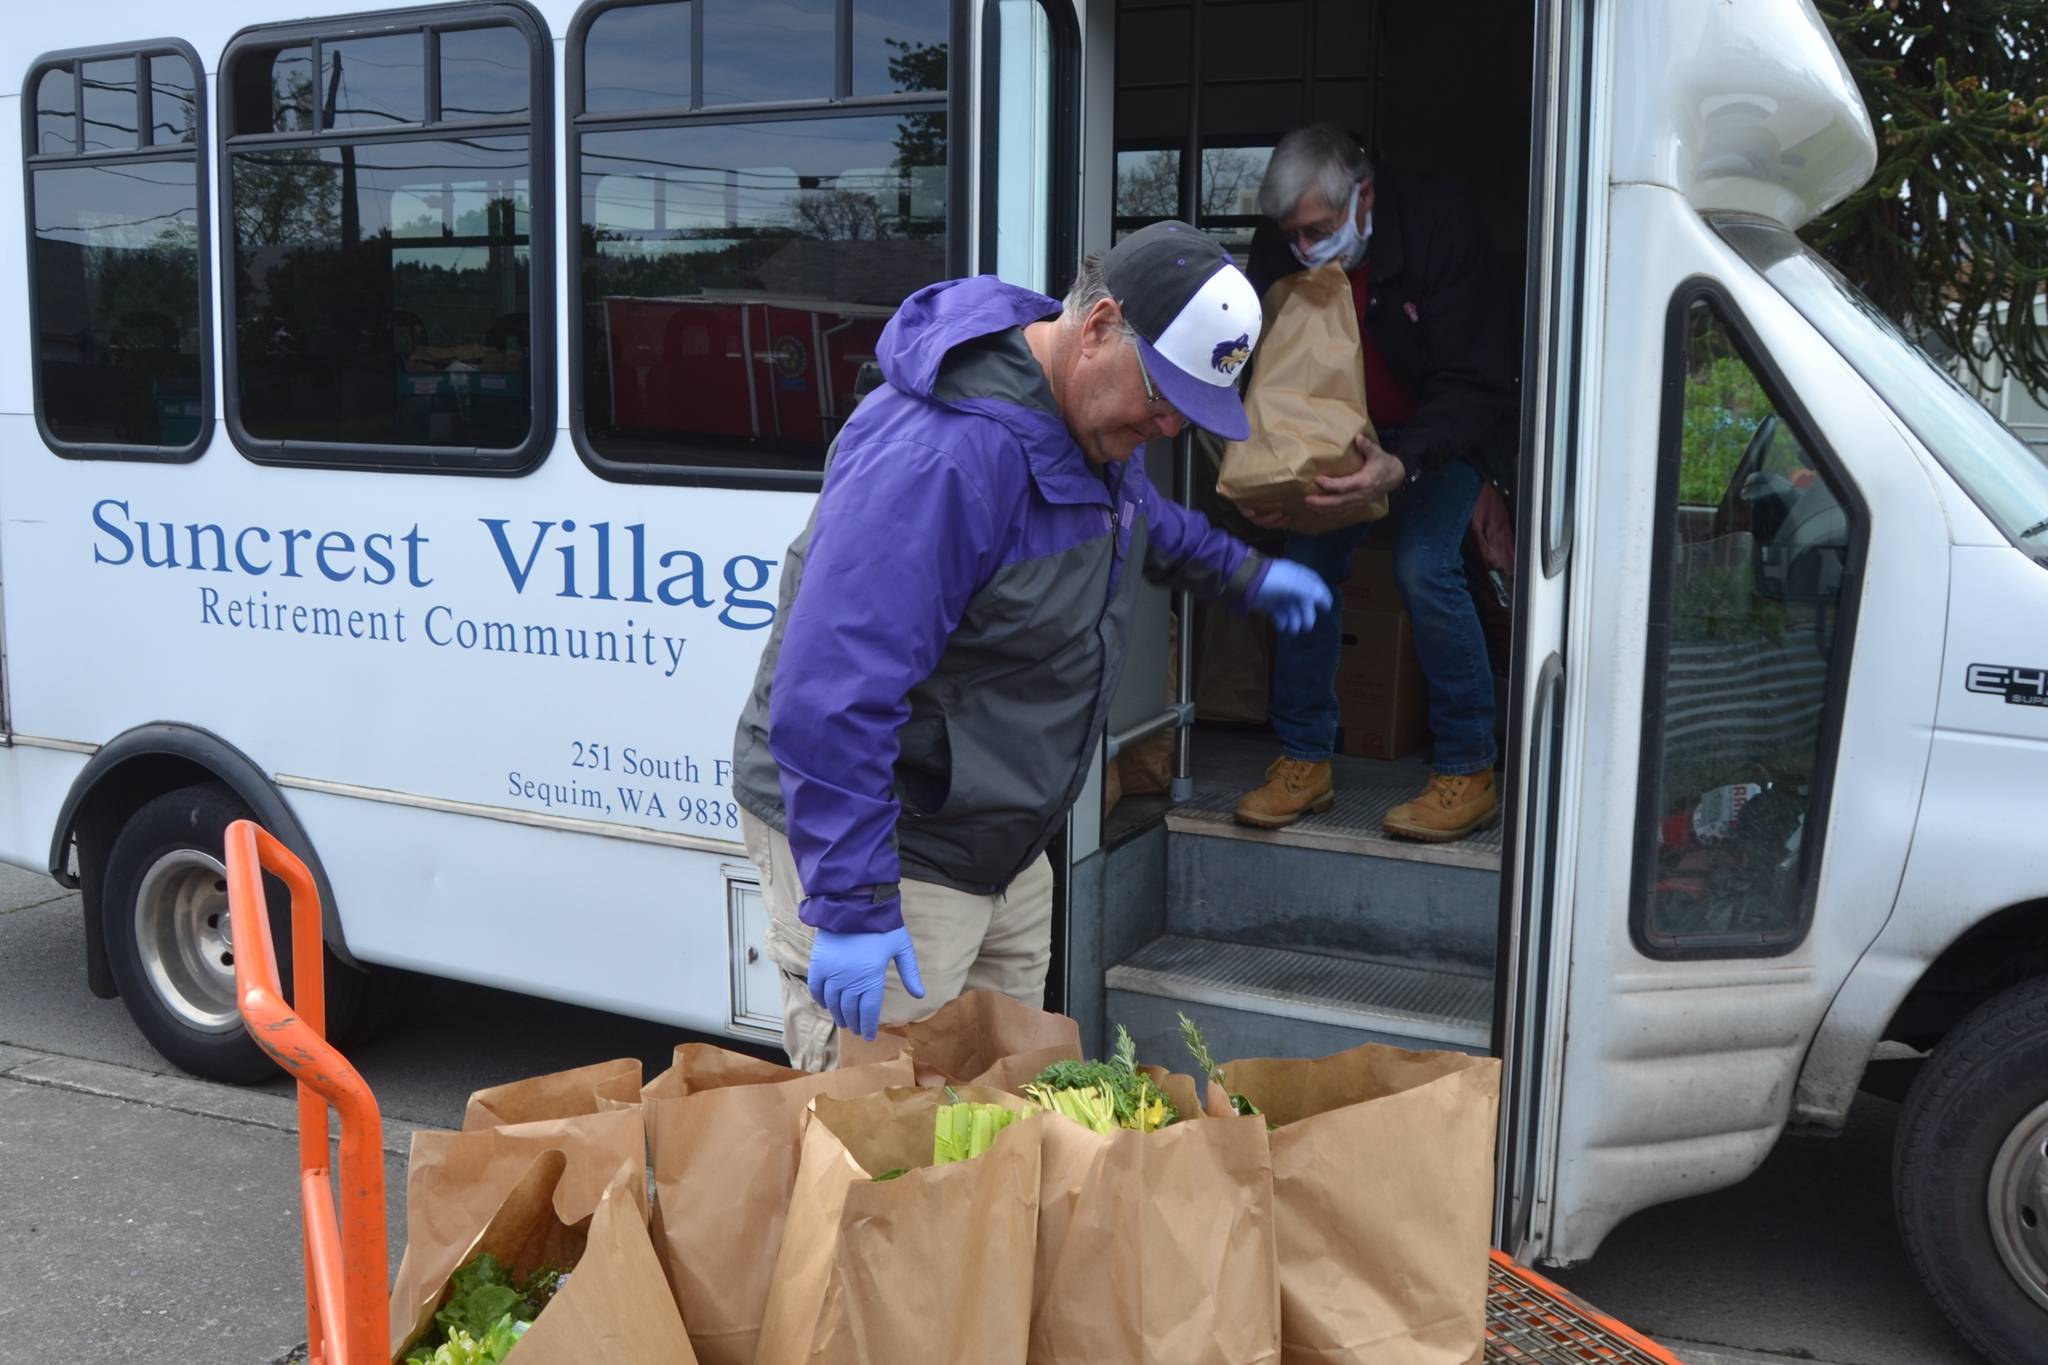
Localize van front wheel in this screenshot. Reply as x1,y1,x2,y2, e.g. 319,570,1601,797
1895,977,2048,1365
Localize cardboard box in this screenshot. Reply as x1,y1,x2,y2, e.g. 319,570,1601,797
1341,544,1404,616
1193,603,1272,726
1336,607,1431,760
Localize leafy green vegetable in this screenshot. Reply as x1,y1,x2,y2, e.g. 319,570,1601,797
1023,1081,1119,1134
433,1255,523,1344
1028,1025,1177,1131
933,1101,1023,1164
403,1252,564,1365
407,1317,529,1365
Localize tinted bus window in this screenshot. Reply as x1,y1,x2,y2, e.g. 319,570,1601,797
323,35,427,130
232,138,533,450
81,58,140,152
23,45,210,459
853,0,950,96
578,116,945,475
440,26,532,121
220,5,553,472
228,43,316,135
149,54,198,145
35,65,76,155
702,1,834,106
582,2,691,114
570,0,957,484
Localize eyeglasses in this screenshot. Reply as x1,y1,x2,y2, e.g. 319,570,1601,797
1130,342,1186,430
1281,181,1362,251
1284,212,1347,251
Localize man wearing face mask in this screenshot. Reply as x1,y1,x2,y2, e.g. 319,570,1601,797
1231,123,1520,841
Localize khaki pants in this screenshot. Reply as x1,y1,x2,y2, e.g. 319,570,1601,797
741,811,1055,1072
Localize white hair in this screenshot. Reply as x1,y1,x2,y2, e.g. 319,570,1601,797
1257,123,1374,221
1062,252,1137,343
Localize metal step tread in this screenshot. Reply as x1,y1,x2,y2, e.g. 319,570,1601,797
1105,934,1493,1049
1167,804,1503,872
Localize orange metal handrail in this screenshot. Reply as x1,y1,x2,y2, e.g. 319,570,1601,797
225,818,390,1365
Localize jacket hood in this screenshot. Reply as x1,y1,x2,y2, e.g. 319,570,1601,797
878,275,1061,400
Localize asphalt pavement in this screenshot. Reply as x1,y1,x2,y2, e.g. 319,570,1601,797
0,862,1991,1364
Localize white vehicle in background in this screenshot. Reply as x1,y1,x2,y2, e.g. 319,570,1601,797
4,2,2047,1360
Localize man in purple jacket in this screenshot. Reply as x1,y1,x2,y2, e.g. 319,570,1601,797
732,222,1332,1070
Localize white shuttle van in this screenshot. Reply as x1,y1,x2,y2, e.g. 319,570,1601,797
6,2,2047,1358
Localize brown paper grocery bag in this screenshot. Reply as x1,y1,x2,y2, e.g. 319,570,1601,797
1205,1044,1502,1365
757,1086,1042,1365
1029,1109,1280,1365
394,1154,697,1364
975,1041,1085,1095
1218,261,1385,535
837,988,1082,1087
388,1104,647,1347
642,1044,916,1365
515,1162,700,1364
392,1148,576,1358
462,1056,642,1129
1118,733,1176,799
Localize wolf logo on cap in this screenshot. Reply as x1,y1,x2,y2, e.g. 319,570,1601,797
1211,334,1251,376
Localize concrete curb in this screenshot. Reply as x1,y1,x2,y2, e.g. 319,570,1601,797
0,1043,429,1156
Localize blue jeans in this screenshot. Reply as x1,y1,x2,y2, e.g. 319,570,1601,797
1269,458,1498,775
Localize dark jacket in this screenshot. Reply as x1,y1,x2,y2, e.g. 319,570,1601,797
733,276,1268,934
1246,167,1520,488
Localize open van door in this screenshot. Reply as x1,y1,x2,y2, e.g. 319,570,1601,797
1518,0,1949,1266
1491,0,1595,1261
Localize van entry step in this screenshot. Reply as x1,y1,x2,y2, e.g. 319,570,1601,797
1104,934,1492,1051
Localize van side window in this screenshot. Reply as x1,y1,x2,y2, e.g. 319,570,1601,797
218,6,554,473
568,0,959,487
23,43,211,460
1632,293,1862,957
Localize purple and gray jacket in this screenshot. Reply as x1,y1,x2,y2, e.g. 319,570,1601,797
732,276,1268,934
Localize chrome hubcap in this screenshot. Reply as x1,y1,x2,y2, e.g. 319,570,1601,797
134,848,240,1033
1987,1098,2048,1314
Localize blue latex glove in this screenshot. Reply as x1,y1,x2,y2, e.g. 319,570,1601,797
1249,560,1334,635
807,920,925,1040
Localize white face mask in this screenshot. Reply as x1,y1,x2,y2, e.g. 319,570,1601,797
1291,182,1370,270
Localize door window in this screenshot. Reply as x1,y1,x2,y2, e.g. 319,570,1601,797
1632,293,1863,955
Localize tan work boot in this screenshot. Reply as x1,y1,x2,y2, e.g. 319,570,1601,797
1383,770,1499,843
1234,757,1335,829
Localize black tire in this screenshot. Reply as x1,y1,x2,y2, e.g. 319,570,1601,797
100,784,393,1083
327,957,424,1050
1895,976,2048,1365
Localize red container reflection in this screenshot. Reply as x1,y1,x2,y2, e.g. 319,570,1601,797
603,293,892,447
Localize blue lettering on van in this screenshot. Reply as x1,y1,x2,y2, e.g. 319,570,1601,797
478,518,779,629
91,501,781,635
91,499,432,586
